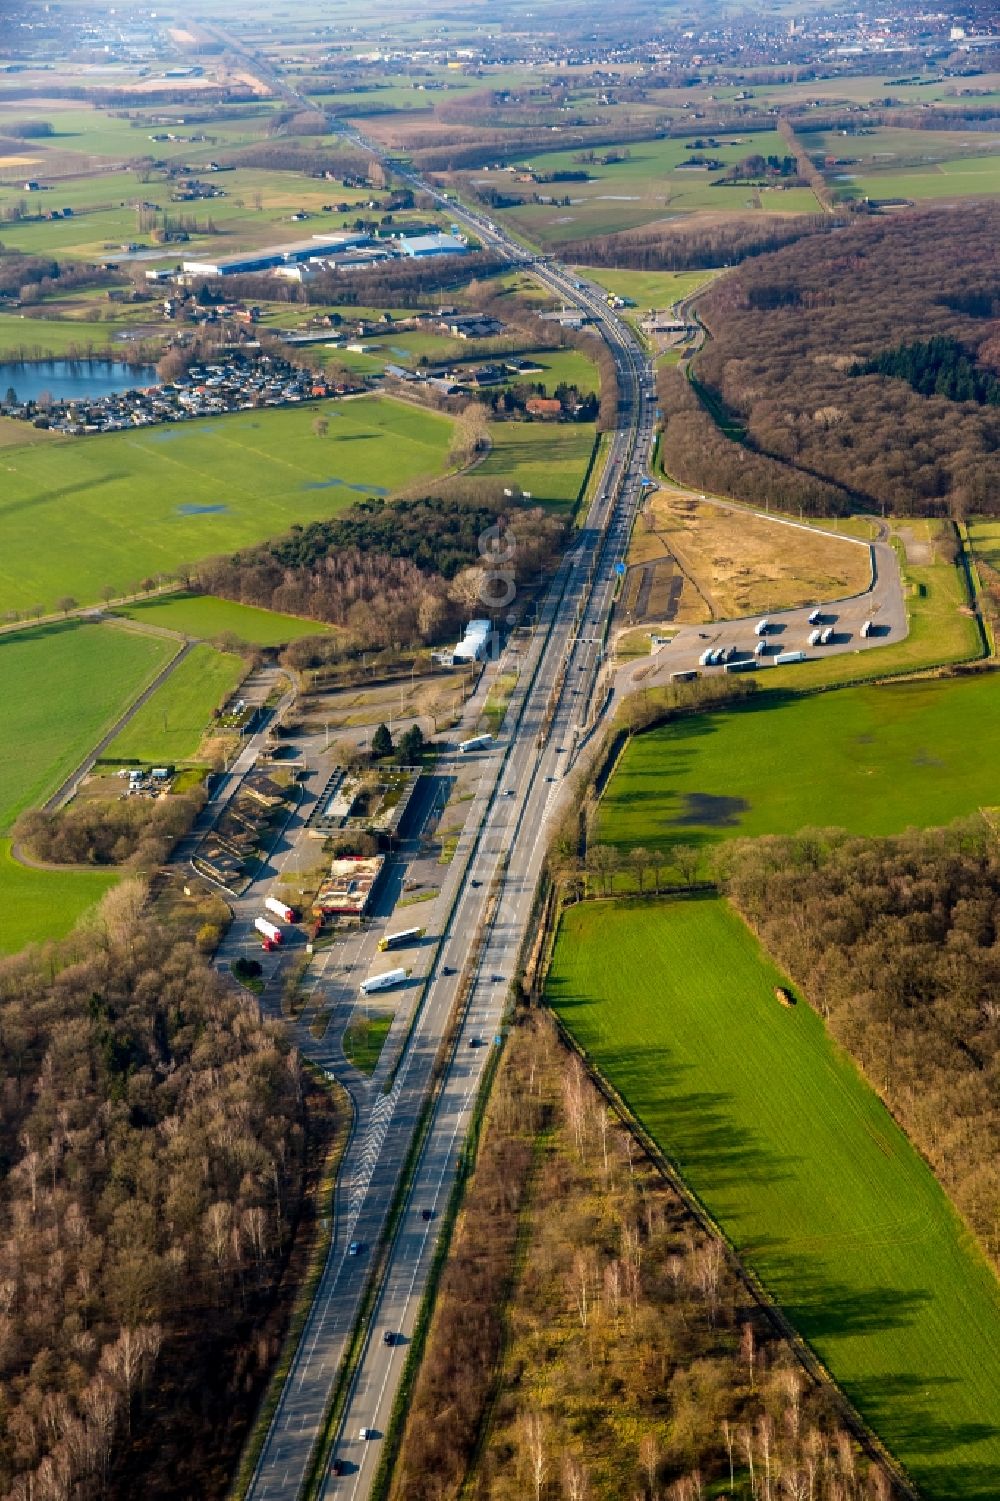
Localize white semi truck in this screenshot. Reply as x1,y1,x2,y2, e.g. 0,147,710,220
360,967,408,995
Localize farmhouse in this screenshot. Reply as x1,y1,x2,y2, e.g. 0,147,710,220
526,396,563,419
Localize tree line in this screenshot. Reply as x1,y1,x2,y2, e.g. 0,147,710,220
0,884,307,1500
567,215,849,272
390,1010,899,1501
199,251,505,313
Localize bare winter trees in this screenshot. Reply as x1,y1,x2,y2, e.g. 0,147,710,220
197,496,567,652
388,1014,898,1501
0,895,304,1500
682,204,1000,519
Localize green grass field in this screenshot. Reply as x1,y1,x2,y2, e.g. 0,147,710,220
571,266,719,310
104,643,244,765
0,621,175,951
0,396,454,614
116,593,328,645
342,1010,393,1075
968,518,1000,570
548,897,1000,1499
834,156,1000,203
0,620,176,832
0,837,117,955
479,421,597,509
0,313,151,358
600,674,1000,860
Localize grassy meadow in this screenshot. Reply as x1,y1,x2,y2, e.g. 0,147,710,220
0,620,179,950
116,592,328,645
599,673,1000,860
0,396,454,614
548,896,1000,1500
0,838,117,955
104,643,244,765
480,130,822,246
479,421,597,510
0,620,176,832
572,266,719,310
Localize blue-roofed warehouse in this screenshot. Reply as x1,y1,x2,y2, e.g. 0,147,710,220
398,232,469,258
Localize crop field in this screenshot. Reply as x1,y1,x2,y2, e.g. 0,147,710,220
116,593,328,644
598,673,1000,860
548,896,1000,1500
0,838,117,955
0,620,176,833
0,396,455,614
478,421,597,510
104,643,244,765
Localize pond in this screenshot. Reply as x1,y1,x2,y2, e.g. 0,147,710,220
0,359,160,403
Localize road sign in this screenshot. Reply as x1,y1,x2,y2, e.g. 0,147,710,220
615,562,627,576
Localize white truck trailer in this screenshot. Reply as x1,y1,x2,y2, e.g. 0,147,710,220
265,896,297,924
360,967,407,995
254,916,283,945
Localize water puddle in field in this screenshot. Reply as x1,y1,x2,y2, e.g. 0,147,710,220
300,478,390,495
176,503,229,516
676,792,751,827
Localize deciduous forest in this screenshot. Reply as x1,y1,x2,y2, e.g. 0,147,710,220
0,886,309,1501
197,497,566,649
682,204,1000,517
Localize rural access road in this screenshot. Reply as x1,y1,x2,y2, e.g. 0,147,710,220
38,637,192,815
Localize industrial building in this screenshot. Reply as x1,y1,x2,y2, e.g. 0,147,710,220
399,232,469,258
181,231,374,279
452,618,493,664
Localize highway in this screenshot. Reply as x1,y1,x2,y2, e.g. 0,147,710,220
190,34,655,1501
233,322,651,1500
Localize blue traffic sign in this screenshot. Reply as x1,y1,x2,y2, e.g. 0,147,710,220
615,562,627,576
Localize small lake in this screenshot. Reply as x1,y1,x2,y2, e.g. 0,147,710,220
0,359,160,403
